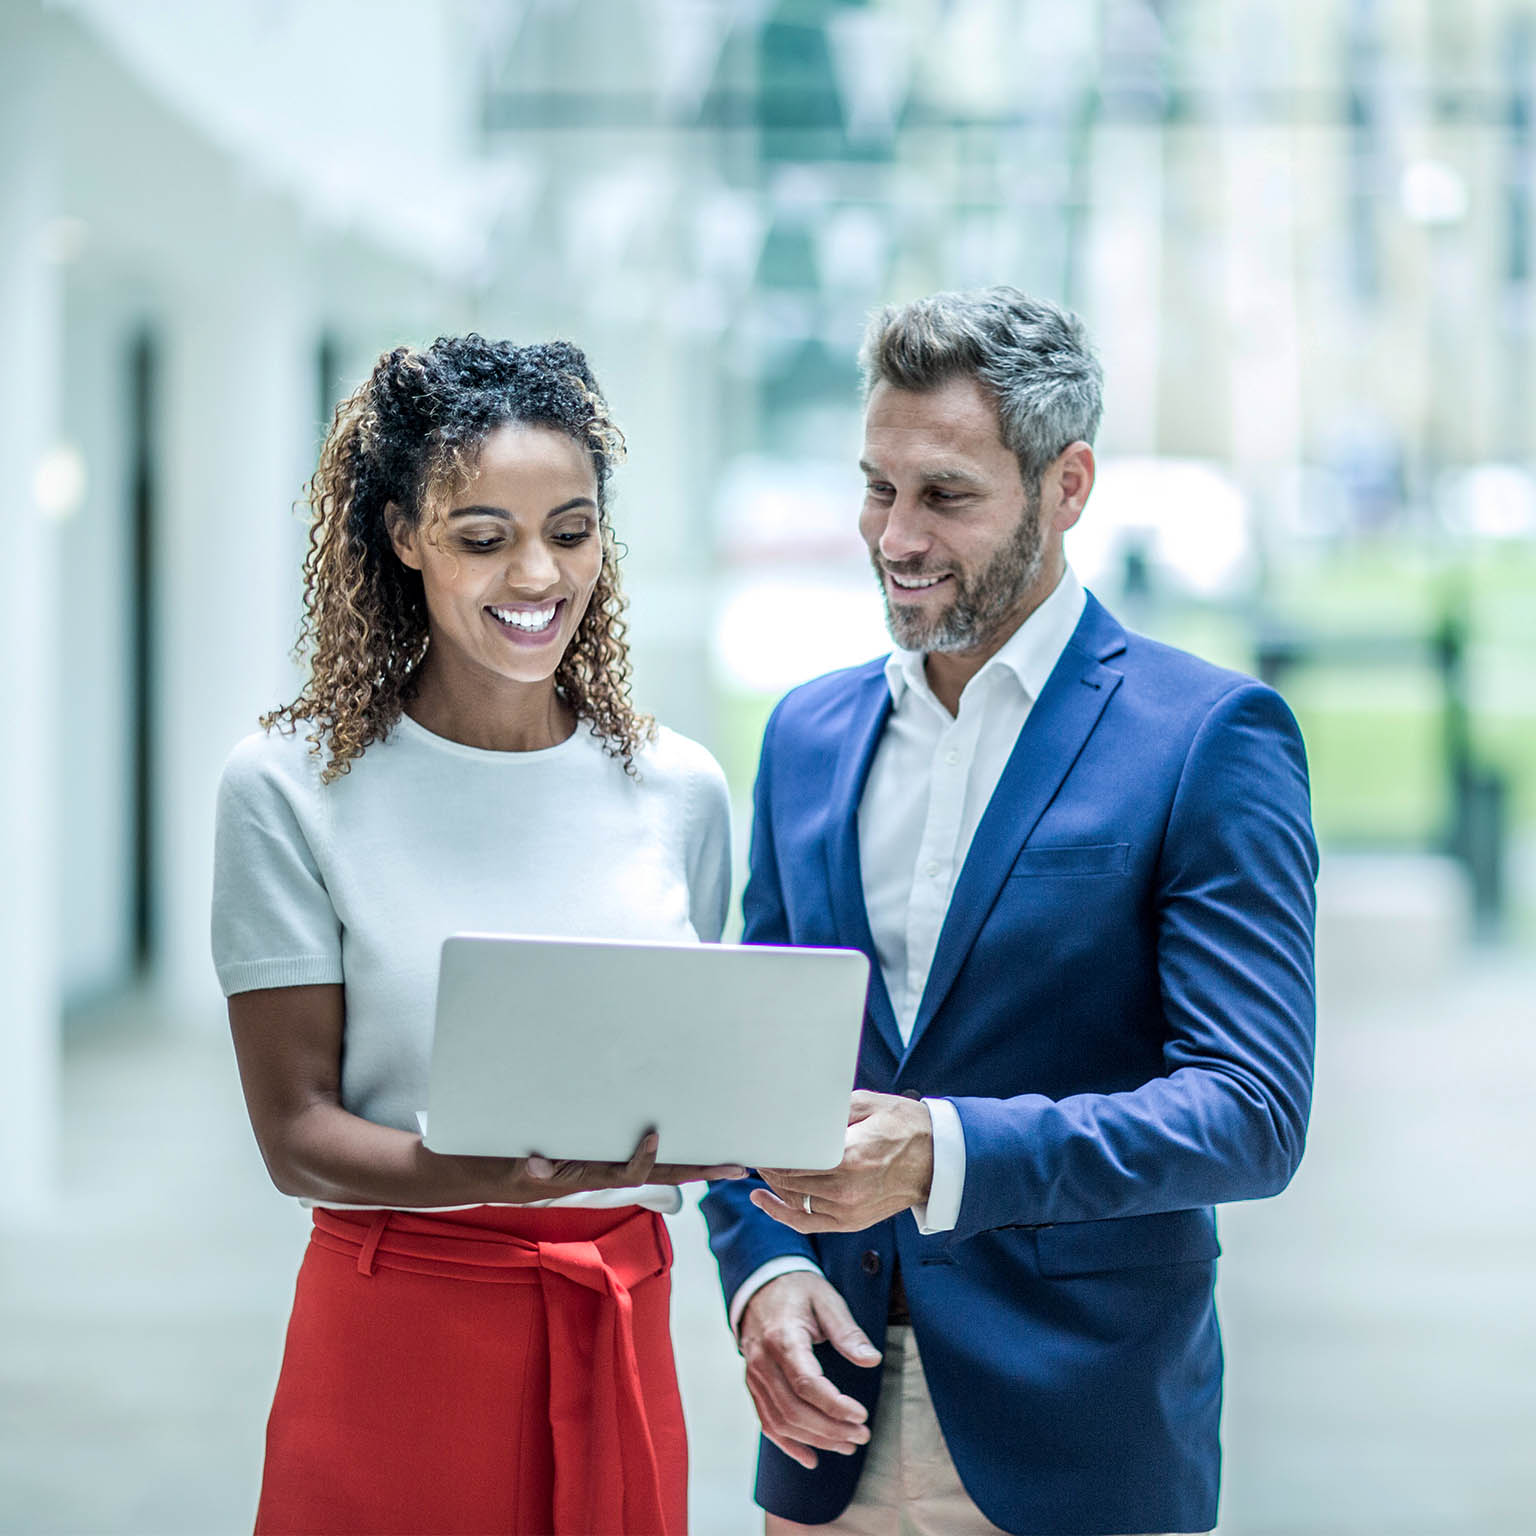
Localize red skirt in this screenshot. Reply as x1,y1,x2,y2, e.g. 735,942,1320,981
254,1203,688,1535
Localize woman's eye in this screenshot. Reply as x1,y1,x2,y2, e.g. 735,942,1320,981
553,529,593,546
461,537,502,551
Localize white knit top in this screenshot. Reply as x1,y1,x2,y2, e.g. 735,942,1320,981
211,713,732,1212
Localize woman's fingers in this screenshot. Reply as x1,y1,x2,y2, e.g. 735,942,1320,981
651,1160,748,1184
624,1129,660,1185
520,1138,747,1190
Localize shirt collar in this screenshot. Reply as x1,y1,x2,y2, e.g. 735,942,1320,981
883,564,1087,712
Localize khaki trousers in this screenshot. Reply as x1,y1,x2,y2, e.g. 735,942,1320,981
765,1325,1203,1536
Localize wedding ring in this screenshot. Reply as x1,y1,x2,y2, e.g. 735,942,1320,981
802,1193,815,1216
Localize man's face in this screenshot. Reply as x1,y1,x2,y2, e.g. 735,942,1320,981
859,375,1048,655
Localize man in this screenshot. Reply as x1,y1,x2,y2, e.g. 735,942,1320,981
701,287,1317,1536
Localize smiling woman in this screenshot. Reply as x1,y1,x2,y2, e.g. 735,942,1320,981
210,335,736,1535
388,422,607,742
265,336,649,775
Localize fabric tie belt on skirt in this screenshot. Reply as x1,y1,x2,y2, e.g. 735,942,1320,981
311,1204,671,1536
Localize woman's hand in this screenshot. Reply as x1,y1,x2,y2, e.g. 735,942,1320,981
230,985,745,1207
513,1130,744,1200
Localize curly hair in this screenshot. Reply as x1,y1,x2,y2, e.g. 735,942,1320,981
263,334,653,781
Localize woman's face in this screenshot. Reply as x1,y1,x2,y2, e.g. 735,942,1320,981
390,422,604,692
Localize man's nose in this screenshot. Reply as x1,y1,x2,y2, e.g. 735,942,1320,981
877,496,930,564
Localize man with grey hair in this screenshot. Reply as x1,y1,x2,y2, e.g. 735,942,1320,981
703,287,1317,1534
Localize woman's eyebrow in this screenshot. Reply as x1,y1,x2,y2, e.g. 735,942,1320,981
445,497,596,520
446,504,509,520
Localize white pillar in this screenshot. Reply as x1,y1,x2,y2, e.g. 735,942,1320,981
1222,4,1302,562
0,3,61,1218
154,219,312,1021
1085,120,1164,457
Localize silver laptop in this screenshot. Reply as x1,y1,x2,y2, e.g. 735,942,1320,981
424,933,870,1170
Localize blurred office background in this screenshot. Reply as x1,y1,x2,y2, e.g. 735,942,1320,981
2,0,1533,1531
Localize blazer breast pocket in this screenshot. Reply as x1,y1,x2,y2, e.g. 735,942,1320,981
1007,842,1130,879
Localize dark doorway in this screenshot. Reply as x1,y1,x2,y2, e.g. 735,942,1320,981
127,328,158,975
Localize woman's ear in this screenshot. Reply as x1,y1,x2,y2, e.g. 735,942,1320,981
385,502,423,570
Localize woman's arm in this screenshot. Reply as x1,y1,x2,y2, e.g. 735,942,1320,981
230,984,735,1206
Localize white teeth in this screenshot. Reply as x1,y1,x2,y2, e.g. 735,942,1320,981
489,603,557,631
890,573,944,590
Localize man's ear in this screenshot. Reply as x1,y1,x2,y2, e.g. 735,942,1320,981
1047,442,1095,535
385,502,423,570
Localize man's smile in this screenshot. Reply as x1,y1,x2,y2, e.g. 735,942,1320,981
885,571,952,593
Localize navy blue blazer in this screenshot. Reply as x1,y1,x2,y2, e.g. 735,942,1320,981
701,592,1318,1535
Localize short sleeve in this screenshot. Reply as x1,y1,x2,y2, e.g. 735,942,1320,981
211,734,344,996
685,750,733,944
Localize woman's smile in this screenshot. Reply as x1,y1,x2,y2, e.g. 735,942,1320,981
485,599,564,643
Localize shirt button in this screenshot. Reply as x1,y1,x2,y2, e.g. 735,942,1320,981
945,749,960,765
860,1250,882,1276
924,861,940,878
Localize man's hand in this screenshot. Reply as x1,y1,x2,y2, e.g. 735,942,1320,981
739,1271,881,1469
753,1091,934,1234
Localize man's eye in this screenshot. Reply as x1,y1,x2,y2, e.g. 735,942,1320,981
865,483,894,498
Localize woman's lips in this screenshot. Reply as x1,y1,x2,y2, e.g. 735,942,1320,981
485,599,563,644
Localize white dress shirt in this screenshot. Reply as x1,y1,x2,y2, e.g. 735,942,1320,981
729,568,1087,1331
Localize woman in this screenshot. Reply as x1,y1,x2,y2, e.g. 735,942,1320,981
212,335,737,1535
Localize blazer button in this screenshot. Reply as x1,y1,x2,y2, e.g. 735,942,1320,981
860,1250,881,1276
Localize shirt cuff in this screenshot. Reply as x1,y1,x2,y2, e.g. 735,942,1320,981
727,1255,825,1339
912,1097,964,1234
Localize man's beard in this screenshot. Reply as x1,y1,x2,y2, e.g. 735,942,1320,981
874,492,1045,654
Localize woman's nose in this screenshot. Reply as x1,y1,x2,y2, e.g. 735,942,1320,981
504,541,560,592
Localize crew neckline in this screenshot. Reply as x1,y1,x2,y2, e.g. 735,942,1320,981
393,710,592,764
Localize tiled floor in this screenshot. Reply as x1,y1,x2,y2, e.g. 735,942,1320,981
2,921,1533,1534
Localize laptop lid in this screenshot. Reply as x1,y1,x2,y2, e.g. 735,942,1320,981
425,933,870,1170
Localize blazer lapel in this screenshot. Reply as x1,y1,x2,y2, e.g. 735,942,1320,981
903,595,1128,1060
823,666,903,1063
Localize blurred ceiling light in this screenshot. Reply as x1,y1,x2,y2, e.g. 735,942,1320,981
40,217,90,265
825,7,915,142
929,0,1013,112
693,187,768,289
813,205,889,295
771,165,833,221
1069,457,1255,600
562,165,669,276
649,0,736,116
33,445,88,522
1400,159,1468,226
1439,464,1536,539
713,577,889,693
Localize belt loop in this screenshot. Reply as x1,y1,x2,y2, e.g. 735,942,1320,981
357,1210,391,1277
